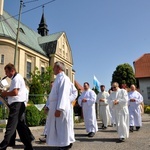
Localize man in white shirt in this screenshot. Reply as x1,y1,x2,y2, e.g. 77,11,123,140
0,63,34,150
78,82,98,137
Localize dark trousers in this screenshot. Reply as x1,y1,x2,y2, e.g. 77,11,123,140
0,102,34,150
9,112,35,146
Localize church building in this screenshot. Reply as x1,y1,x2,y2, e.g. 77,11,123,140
0,0,75,82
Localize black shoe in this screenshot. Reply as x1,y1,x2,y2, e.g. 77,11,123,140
68,143,73,148
24,144,34,150
136,126,140,131
130,126,134,132
0,140,8,150
102,126,107,130
88,132,95,137
58,146,70,150
116,138,125,143
130,128,133,132
87,132,91,136
31,135,35,141
101,124,104,128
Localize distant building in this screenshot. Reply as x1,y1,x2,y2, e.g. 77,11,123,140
133,53,150,105
0,0,75,83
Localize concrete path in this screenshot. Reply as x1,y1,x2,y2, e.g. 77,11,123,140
0,113,150,150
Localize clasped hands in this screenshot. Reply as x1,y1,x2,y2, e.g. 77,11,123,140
130,99,135,102
82,98,87,102
99,99,104,102
113,99,119,105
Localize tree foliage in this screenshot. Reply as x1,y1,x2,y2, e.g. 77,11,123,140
92,88,99,95
111,63,136,88
26,66,53,104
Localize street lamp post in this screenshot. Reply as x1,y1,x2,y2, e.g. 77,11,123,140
14,0,24,69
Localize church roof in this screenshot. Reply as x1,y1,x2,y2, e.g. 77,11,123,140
0,11,47,56
0,10,63,57
74,80,84,91
38,32,63,44
133,53,150,78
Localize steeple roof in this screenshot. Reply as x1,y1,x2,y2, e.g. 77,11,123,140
37,7,49,36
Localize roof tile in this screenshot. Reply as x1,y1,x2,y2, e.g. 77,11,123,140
134,53,150,78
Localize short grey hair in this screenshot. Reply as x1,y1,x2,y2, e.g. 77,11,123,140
112,82,119,87
55,61,65,71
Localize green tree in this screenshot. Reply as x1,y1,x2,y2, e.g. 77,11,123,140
92,88,99,95
26,66,53,104
111,63,136,88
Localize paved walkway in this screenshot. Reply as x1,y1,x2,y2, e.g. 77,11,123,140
0,114,150,150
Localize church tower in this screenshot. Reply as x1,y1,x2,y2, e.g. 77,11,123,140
37,6,49,36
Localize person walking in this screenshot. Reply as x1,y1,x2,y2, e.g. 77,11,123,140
46,62,74,150
78,82,98,137
0,63,34,150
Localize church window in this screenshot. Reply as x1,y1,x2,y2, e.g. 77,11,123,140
147,87,150,99
26,61,31,79
0,54,4,64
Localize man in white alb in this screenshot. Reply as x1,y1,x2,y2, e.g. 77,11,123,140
78,82,98,137
46,62,74,150
97,85,111,129
128,84,143,132
108,82,129,142
69,83,77,148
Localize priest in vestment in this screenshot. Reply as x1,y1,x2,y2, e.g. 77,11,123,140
96,85,111,129
78,82,98,137
108,82,129,142
128,84,143,132
46,62,73,150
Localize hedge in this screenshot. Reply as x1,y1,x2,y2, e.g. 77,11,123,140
144,105,150,114
26,105,46,126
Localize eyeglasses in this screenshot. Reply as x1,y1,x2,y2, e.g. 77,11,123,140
112,86,117,89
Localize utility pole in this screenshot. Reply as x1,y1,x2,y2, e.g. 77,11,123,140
14,0,24,69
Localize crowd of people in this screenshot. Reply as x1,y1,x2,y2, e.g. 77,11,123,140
80,81,143,143
0,62,144,150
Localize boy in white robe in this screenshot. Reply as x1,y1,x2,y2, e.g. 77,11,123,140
96,85,111,129
128,84,143,132
78,82,98,137
46,62,73,150
108,82,129,142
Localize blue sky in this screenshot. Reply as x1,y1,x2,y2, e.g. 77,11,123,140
4,0,150,90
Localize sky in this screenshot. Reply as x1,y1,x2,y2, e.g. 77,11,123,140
4,0,150,90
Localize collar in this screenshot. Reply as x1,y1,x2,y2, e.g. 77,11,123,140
11,72,18,80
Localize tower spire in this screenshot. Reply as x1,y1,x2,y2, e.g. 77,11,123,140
37,5,49,36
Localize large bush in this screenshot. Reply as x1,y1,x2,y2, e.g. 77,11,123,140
26,105,46,126
0,105,8,119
